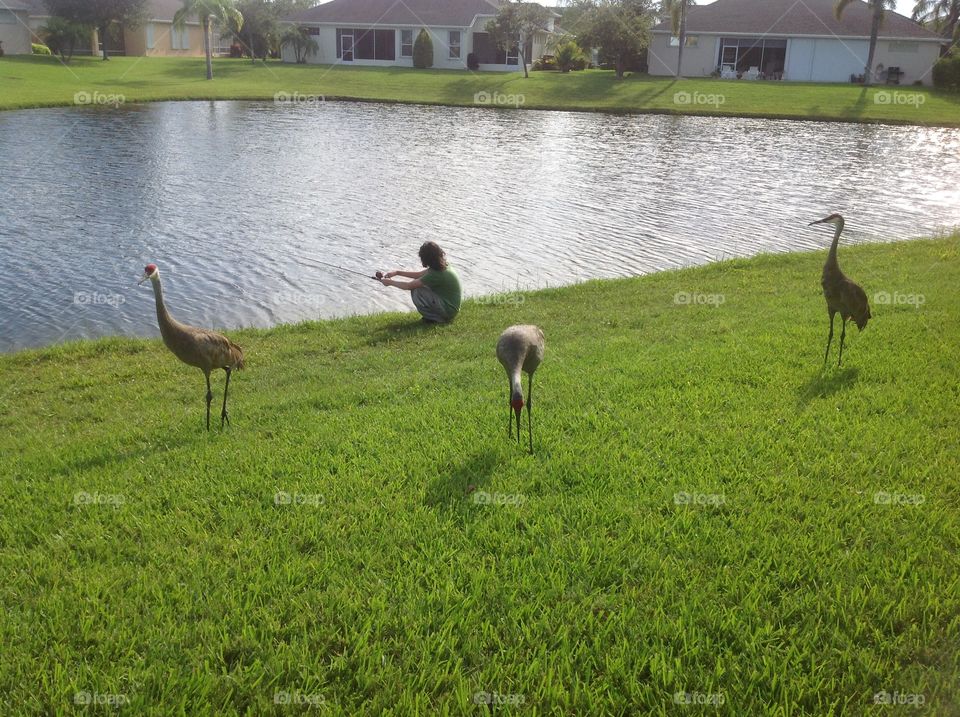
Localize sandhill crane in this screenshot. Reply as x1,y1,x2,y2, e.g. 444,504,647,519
138,264,245,430
496,325,545,453
810,214,871,368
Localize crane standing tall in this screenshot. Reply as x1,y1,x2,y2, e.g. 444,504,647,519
810,214,871,367
496,325,545,453
138,264,245,430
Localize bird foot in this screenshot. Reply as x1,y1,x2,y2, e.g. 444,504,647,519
220,411,230,428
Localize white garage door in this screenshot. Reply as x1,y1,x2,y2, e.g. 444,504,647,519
786,38,869,82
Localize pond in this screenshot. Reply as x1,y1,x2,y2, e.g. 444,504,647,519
1,100,958,352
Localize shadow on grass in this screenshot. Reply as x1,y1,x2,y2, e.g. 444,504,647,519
796,366,859,405
363,318,441,347
424,449,500,512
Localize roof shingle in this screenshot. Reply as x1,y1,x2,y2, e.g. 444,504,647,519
287,0,503,26
652,0,941,40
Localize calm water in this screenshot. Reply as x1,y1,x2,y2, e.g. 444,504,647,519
1,101,958,352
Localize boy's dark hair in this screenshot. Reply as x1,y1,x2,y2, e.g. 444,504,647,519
418,242,447,271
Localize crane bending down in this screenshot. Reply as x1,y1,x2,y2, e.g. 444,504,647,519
496,325,545,453
810,214,870,368
139,264,245,430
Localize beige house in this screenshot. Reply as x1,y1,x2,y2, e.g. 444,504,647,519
650,0,945,86
0,0,230,57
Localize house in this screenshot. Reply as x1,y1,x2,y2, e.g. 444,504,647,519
649,0,944,85
0,0,230,57
281,0,558,71
0,0,46,55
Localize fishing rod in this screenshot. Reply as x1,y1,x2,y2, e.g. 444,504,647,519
298,256,383,281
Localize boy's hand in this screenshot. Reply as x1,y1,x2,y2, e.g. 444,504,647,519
384,271,398,279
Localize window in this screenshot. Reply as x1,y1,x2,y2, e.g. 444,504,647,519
336,28,395,60
171,26,189,50
888,41,918,53
0,9,17,24
401,29,413,57
146,23,155,50
448,30,461,59
669,35,699,47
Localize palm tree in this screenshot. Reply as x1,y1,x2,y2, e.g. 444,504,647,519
174,0,243,80
835,0,896,85
662,0,695,77
913,0,960,42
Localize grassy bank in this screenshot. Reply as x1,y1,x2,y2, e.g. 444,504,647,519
1,236,958,714
1,55,958,125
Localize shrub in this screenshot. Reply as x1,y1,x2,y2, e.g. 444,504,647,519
533,54,557,71
413,29,433,69
932,52,960,91
32,43,52,55
40,17,90,62
553,41,585,73
467,52,479,70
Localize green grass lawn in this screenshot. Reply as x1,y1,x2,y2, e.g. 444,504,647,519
1,55,958,125
1,236,958,714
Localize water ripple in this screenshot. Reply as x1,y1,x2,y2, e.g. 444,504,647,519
0,101,958,352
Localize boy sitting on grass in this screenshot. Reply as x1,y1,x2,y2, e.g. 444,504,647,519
378,242,461,324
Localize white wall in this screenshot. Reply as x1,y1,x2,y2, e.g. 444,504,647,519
282,19,541,72
0,9,32,55
874,41,942,86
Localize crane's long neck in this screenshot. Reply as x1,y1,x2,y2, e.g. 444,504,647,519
826,220,844,270
508,367,524,403
150,276,177,337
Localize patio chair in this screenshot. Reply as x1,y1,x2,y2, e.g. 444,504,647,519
720,65,737,79
886,66,903,85
743,66,760,80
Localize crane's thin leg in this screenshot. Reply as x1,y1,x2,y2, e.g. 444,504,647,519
838,319,847,367
527,373,534,454
220,368,232,428
823,312,835,369
204,371,212,431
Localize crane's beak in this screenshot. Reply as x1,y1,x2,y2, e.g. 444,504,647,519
809,219,824,225
138,272,151,285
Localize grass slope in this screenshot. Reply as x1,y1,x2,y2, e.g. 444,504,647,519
1,55,958,126
1,236,959,715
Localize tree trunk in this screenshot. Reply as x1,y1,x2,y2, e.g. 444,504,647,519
204,18,213,80
99,23,109,61
249,27,255,63
864,3,882,85
615,55,624,79
676,0,687,78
